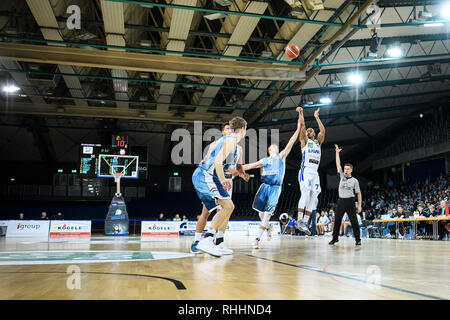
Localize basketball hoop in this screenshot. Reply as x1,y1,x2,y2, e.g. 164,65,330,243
113,171,124,183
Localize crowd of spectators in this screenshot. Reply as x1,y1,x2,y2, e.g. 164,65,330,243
281,173,449,240
15,211,65,220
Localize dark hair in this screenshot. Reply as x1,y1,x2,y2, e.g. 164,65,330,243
222,122,230,131
344,163,353,169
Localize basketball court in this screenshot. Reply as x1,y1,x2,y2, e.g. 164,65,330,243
0,0,450,307
0,235,448,300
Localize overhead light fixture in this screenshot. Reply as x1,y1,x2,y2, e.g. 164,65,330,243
348,73,363,86
386,46,403,58
204,13,227,20
2,84,20,93
424,22,444,27
140,40,152,47
418,10,433,20
319,95,332,105
213,0,232,6
260,50,273,58
443,4,450,19
328,79,341,87
76,31,97,41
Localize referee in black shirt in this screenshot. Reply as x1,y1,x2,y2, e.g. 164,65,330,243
329,144,362,246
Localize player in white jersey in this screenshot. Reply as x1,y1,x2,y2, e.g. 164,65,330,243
190,123,248,255
296,107,325,235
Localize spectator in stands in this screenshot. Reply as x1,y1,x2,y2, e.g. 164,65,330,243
39,212,49,220
317,211,330,235
173,214,181,221
52,212,64,220
341,213,350,236
182,215,188,221
18,213,25,220
437,200,449,240
286,215,296,235
157,213,164,221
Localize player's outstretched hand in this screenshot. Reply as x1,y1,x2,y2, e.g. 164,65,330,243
335,144,342,153
241,173,250,182
314,107,320,118
222,180,232,191
296,106,303,114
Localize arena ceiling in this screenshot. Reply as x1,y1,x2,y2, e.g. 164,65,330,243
0,0,449,170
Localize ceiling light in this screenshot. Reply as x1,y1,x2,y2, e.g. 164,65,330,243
76,31,97,41
261,50,273,58
3,85,20,93
387,46,402,58
348,73,363,86
442,4,450,19
204,13,227,20
140,40,152,47
319,96,332,105
418,10,433,19
213,0,232,6
424,22,444,27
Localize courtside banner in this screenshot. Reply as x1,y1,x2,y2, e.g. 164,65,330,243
248,221,281,236
225,221,249,235
6,220,50,237
178,221,198,236
141,221,179,236
49,221,91,236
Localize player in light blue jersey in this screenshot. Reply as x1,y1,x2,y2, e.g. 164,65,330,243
243,108,302,249
191,123,249,256
192,117,247,257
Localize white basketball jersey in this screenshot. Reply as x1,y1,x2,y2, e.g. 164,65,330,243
300,138,321,174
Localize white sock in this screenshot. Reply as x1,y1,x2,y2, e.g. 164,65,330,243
206,228,216,236
256,227,265,240
216,231,224,239
303,214,310,224
194,232,203,241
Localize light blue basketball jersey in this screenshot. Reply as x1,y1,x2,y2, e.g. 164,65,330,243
198,135,238,175
260,154,285,186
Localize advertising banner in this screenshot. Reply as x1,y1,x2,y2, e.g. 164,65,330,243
49,220,92,236
141,221,179,236
6,220,50,238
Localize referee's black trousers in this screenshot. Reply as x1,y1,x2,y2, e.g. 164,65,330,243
332,197,361,241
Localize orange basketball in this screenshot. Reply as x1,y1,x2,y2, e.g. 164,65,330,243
285,44,299,59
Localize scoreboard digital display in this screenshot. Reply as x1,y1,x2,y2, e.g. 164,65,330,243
79,143,148,179
112,135,128,148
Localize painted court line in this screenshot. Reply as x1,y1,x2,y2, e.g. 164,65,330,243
246,254,447,300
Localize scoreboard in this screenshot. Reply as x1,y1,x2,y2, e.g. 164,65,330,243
79,143,148,179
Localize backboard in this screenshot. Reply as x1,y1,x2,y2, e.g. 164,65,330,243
97,154,139,179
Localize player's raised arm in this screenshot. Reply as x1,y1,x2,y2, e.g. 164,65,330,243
214,137,236,190
297,106,307,148
280,109,301,160
315,108,326,145
335,144,342,173
242,159,264,171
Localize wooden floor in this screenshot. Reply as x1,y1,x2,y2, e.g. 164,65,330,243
0,235,448,300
